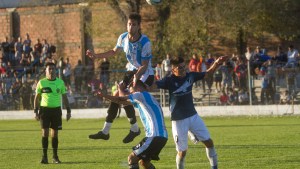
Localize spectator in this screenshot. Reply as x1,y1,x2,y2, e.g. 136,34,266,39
189,53,200,87
34,38,43,54
14,37,23,63
189,53,199,72
1,36,10,63
8,37,16,64
205,53,215,93
196,55,207,93
219,61,233,93
280,90,292,104
99,57,110,85
161,53,171,77
155,63,162,80
111,81,119,96
228,88,238,105
219,90,229,105
238,89,249,105
234,56,247,90
285,45,299,68
213,65,222,93
274,46,287,67
62,58,71,89
23,33,32,55
74,59,84,92
20,79,32,110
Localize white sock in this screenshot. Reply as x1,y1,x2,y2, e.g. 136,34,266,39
102,122,112,135
206,147,218,167
130,123,139,132
176,153,185,169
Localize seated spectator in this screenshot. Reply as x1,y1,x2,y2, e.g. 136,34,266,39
280,90,292,104
218,90,229,105
238,89,249,105
228,88,238,105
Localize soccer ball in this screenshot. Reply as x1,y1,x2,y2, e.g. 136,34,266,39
146,0,162,5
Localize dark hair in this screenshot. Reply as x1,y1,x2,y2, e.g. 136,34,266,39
170,56,185,65
45,62,56,68
135,80,147,89
129,12,141,25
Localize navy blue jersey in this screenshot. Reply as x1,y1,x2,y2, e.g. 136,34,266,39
156,72,206,120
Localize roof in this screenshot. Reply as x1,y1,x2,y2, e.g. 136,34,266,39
0,0,88,8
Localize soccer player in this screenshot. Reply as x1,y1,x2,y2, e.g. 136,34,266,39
34,62,71,164
86,12,154,143
155,56,228,169
97,80,168,169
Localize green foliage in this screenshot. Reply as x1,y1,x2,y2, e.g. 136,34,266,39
0,116,300,169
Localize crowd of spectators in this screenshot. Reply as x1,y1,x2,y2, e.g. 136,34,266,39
0,34,299,110
182,45,300,105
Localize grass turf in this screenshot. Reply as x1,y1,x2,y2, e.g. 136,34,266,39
0,116,299,169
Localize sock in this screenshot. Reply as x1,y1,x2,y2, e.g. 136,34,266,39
130,123,139,133
52,137,58,158
102,122,112,135
206,147,218,168
176,154,185,169
42,137,48,157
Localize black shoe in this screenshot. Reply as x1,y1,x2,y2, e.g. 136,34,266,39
52,156,61,164
89,131,110,140
123,129,141,143
40,156,48,164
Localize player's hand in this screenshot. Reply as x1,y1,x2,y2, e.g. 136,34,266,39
34,108,40,121
86,49,95,61
66,107,71,121
216,55,229,65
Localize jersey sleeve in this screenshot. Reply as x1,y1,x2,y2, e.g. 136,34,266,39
35,81,42,94
115,33,127,49
156,77,169,90
141,37,152,61
191,72,206,82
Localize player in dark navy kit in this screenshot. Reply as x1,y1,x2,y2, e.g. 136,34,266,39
34,62,71,164
155,56,228,169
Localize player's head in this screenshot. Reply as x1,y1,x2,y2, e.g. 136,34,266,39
129,80,147,92
171,56,186,77
127,13,141,35
45,62,56,79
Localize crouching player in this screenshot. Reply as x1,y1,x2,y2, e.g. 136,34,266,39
97,80,168,169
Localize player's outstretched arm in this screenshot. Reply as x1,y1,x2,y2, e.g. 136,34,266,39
86,47,121,61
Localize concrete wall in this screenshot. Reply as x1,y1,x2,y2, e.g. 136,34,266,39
1,105,298,120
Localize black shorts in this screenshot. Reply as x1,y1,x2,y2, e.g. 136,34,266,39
39,107,62,130
132,136,168,161
122,70,154,87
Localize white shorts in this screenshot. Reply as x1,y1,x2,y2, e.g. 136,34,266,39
172,114,211,152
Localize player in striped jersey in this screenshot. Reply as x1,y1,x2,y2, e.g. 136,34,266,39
97,80,168,169
86,12,154,143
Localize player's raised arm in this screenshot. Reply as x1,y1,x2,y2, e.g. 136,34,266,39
86,47,122,61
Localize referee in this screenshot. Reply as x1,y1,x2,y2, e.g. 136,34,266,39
34,62,71,164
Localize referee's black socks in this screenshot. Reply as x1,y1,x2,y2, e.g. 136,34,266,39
42,137,48,157
52,137,58,158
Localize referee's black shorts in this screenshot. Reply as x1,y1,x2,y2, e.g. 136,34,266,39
39,106,62,130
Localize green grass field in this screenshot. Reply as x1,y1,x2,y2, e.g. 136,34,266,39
0,116,300,169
